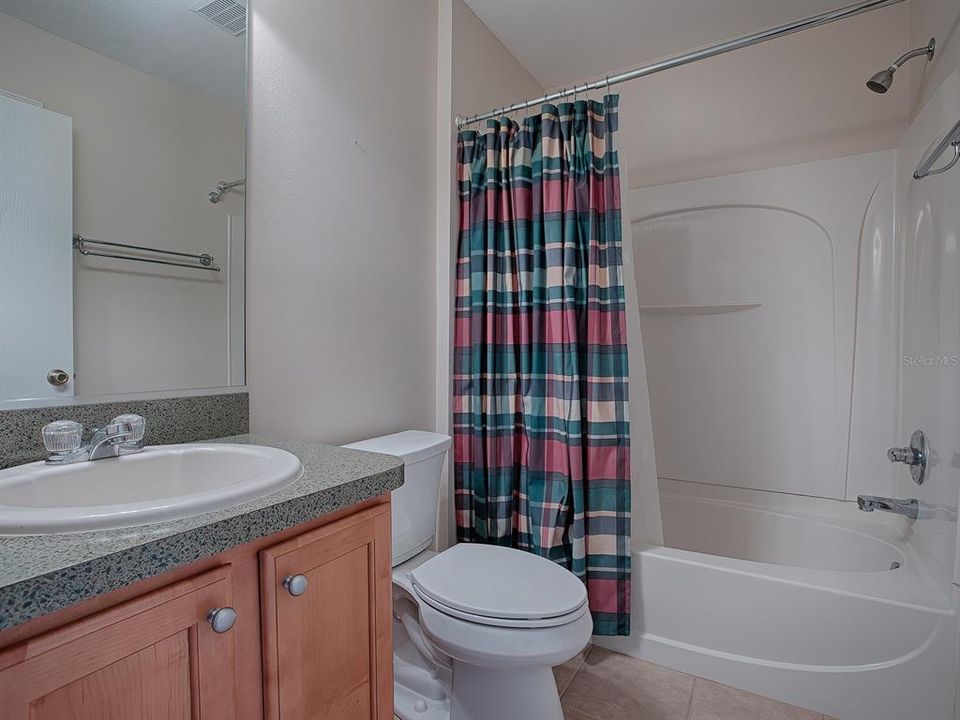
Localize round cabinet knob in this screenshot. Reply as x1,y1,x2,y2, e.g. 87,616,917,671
47,369,70,386
206,606,237,633
282,574,309,597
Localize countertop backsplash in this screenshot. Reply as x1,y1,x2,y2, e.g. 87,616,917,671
0,392,249,470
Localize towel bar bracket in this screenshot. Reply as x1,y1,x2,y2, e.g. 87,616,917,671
914,139,960,180
913,118,960,180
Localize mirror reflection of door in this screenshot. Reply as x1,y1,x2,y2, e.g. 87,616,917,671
0,93,73,400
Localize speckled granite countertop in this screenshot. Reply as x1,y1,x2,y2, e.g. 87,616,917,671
0,435,403,630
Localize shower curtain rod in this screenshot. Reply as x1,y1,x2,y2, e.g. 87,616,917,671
454,0,904,126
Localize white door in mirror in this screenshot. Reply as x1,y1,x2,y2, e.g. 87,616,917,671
0,444,302,534
0,95,73,402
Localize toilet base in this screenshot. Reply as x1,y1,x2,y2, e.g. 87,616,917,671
450,662,563,720
394,615,451,720
394,617,565,720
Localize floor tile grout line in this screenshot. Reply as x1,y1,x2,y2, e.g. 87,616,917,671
578,643,594,671
559,645,610,720
559,644,593,699
559,647,601,720
682,676,698,720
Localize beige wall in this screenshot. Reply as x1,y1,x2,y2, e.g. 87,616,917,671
0,12,245,397
554,3,911,188
449,0,543,120
247,0,439,444
909,0,960,114
431,0,544,547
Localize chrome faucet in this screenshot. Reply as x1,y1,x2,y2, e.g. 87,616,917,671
857,494,919,520
887,429,929,485
42,414,146,465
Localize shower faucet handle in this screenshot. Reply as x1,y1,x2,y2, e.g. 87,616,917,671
887,446,918,464
887,429,929,485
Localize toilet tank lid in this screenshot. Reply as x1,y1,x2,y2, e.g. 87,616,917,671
343,430,450,465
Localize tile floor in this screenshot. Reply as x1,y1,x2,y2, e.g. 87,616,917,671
394,645,835,720
555,646,835,720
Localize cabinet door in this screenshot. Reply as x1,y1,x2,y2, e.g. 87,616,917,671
0,566,238,720
261,503,392,720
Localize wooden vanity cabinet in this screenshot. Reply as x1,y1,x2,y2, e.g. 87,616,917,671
0,498,393,720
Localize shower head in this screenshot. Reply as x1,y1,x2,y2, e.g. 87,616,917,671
866,68,895,94
866,38,935,94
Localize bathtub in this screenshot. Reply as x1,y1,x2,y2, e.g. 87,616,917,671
596,482,958,720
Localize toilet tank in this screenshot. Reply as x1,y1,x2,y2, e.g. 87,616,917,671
343,431,451,567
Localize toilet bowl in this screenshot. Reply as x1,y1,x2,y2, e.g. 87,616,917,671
344,431,592,720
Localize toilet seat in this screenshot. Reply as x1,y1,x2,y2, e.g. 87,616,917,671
414,589,594,670
410,543,588,628
412,585,589,628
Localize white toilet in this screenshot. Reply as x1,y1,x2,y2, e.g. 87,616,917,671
344,431,592,720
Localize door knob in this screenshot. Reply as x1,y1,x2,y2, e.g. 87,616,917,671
206,606,237,633
47,369,69,386
282,574,309,597
887,429,928,485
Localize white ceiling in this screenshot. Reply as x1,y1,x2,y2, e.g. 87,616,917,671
463,0,861,89
0,0,245,106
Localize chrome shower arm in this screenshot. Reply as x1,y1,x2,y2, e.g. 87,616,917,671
889,38,936,70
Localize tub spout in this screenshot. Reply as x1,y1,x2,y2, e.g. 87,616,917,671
857,495,919,520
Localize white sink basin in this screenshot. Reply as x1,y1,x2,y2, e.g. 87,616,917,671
0,444,303,534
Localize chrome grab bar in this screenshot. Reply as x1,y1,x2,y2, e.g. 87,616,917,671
913,118,960,179
73,234,221,272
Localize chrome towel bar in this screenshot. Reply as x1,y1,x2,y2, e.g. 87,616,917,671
913,118,960,179
72,235,221,272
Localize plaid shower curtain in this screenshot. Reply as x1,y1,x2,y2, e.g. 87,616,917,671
453,96,631,635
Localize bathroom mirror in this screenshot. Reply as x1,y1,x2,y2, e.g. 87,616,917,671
0,0,247,405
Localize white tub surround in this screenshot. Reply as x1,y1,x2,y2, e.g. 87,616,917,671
630,150,899,504
618,100,960,719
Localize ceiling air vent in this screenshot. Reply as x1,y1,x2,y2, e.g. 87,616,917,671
189,0,247,36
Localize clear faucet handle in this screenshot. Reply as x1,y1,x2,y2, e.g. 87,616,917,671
111,414,145,442
42,420,84,454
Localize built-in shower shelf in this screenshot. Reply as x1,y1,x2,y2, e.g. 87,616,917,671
637,302,762,316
